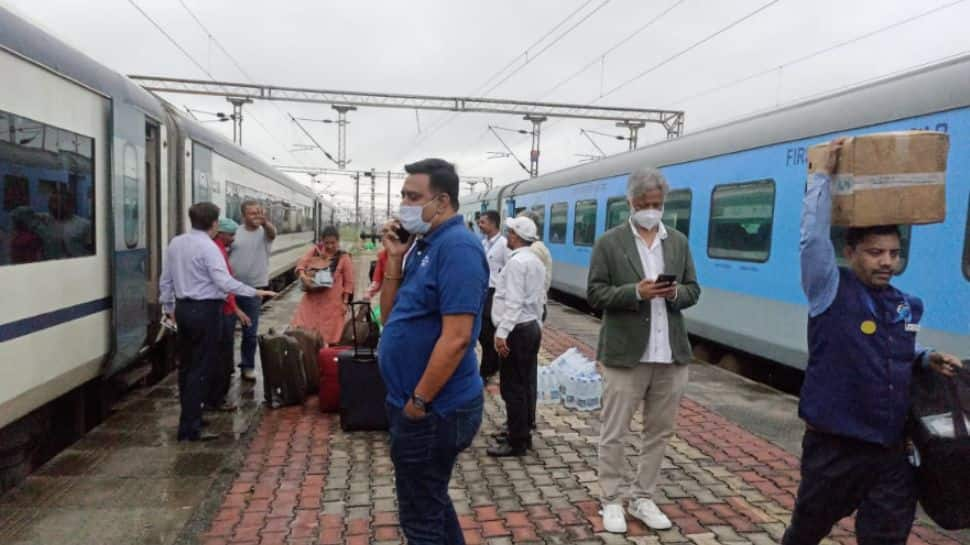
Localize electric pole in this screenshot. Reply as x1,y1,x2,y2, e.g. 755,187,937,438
332,105,356,169
226,97,252,145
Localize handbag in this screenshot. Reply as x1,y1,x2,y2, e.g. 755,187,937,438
301,250,343,291
338,300,380,349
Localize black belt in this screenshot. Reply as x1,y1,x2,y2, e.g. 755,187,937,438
176,298,224,304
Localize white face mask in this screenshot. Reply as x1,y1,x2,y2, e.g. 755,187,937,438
397,195,440,235
632,208,663,229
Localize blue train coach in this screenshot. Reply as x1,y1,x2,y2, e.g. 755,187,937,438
460,54,970,369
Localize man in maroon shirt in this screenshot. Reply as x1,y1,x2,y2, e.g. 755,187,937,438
206,218,252,411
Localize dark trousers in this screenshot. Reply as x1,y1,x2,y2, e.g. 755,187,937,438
782,430,917,545
175,299,222,440
388,393,483,545
499,321,542,447
235,293,262,370
206,312,237,407
478,288,499,380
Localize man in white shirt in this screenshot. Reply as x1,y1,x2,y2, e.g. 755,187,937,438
477,210,508,383
516,209,553,432
586,167,700,534
487,216,546,458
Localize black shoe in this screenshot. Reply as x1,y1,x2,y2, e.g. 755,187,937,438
200,418,210,427
491,431,509,441
487,443,527,457
178,431,219,442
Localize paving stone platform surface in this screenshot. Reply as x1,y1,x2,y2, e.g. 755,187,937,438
1,269,967,544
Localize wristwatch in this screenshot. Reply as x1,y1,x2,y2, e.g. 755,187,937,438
411,393,430,412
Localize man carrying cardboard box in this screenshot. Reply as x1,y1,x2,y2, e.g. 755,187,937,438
785,138,962,545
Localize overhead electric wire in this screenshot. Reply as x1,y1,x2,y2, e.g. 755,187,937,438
667,0,969,107
393,0,613,162
601,0,783,99
537,0,689,100
173,0,307,167
126,0,214,79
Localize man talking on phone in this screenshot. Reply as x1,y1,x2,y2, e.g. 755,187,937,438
586,167,700,534
377,158,489,544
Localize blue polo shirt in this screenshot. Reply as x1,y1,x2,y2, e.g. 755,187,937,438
378,215,488,414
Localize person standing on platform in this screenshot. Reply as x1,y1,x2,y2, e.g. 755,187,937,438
783,139,962,545
290,226,354,344
205,217,252,413
477,210,507,383
229,200,276,381
587,167,700,534
364,248,388,301
159,203,276,442
487,216,546,457
516,209,552,432
378,158,488,545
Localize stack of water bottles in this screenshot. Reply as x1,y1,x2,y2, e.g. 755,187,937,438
538,347,603,411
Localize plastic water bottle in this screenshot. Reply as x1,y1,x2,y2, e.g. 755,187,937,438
549,370,561,404
564,374,577,409
589,374,602,411
579,376,591,411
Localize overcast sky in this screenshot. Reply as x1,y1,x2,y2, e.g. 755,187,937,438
5,0,970,213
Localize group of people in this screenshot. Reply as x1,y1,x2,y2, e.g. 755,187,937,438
159,150,963,545
159,199,276,441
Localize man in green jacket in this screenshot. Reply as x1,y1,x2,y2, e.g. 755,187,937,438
587,167,701,534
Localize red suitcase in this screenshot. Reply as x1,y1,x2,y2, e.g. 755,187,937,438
318,345,350,412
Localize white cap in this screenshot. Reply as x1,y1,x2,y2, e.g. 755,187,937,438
505,216,538,242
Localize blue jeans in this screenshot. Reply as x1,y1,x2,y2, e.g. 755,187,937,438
235,294,262,370
388,393,483,545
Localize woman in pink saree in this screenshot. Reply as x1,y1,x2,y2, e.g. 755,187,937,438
291,226,354,343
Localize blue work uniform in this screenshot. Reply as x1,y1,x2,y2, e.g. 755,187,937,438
783,173,931,545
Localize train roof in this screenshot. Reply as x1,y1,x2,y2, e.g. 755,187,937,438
162,103,317,201
0,6,165,120
512,53,970,197
0,6,325,206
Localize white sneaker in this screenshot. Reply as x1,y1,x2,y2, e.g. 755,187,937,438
242,369,257,381
600,503,627,533
628,498,672,530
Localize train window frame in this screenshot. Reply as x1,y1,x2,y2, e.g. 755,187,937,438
573,199,597,247
530,204,545,240
963,193,970,281
707,179,776,263
0,109,97,266
663,189,692,238
549,202,568,244
606,196,629,230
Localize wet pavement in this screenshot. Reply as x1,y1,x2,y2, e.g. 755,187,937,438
1,258,967,544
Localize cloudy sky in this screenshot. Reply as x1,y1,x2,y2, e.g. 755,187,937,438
5,0,970,212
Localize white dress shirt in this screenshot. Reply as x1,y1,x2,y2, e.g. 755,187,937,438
527,240,553,294
483,233,509,289
629,218,673,364
491,247,546,339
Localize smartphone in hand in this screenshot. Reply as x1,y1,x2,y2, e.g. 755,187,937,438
655,274,677,286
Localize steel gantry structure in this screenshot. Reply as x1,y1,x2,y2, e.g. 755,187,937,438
129,75,685,177
275,165,493,226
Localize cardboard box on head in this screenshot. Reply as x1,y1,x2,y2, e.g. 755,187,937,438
808,131,948,227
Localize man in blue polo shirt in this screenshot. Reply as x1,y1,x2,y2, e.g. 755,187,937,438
378,158,489,545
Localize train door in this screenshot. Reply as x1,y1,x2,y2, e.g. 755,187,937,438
104,101,150,376
143,121,162,340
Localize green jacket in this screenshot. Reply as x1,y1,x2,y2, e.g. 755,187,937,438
586,223,700,367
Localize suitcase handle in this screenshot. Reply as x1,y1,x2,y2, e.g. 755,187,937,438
348,300,376,358
946,362,969,438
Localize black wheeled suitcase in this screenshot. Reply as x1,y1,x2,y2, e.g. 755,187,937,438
258,328,308,408
910,360,970,530
338,301,388,431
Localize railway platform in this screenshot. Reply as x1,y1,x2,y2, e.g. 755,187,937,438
1,276,967,544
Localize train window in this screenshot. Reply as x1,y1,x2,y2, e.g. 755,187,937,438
830,225,912,273
573,199,597,247
549,202,568,244
708,179,775,262
192,144,212,203
0,109,95,266
530,204,545,240
122,143,139,249
663,189,692,237
963,195,970,280
606,197,629,229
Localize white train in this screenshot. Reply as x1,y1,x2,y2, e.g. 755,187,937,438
0,6,334,462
